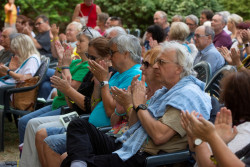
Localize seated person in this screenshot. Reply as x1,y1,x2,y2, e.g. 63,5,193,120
181,69,250,167
0,27,16,65
37,46,163,166
38,21,83,99
60,41,211,167
18,28,93,148
0,33,40,86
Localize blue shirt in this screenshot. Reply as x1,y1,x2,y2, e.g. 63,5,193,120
194,43,225,75
88,64,142,127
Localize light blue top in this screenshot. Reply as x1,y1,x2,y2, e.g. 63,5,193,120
114,75,212,161
194,43,225,75
88,64,142,127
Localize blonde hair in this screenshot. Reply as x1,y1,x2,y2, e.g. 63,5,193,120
10,34,40,64
228,14,243,25
169,22,190,42
67,21,83,33
144,46,161,65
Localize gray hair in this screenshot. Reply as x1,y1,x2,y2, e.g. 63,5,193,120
67,21,83,33
218,11,230,23
105,26,127,36
160,41,197,78
3,27,17,37
156,11,168,22
185,14,199,25
215,13,227,25
172,15,184,22
109,34,141,64
77,27,101,40
204,26,215,40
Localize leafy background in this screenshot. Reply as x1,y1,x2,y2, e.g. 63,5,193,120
1,0,250,35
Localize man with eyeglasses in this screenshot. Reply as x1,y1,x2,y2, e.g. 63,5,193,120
185,14,199,43
23,15,52,58
194,26,225,75
0,27,16,64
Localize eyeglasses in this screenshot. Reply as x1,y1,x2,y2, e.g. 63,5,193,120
85,53,96,61
35,21,44,27
155,59,176,66
141,60,150,68
110,50,119,56
82,26,93,38
194,34,208,38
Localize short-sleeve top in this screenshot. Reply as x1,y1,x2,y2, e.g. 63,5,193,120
88,64,142,127
52,60,89,110
0,54,40,87
35,31,52,57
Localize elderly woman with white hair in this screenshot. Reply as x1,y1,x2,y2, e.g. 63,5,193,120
60,41,211,167
0,33,41,86
104,26,127,39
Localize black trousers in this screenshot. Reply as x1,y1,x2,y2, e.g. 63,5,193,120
61,119,149,167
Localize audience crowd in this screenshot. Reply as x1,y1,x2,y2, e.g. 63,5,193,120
1,0,250,166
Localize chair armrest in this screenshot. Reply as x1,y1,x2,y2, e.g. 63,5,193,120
79,114,90,121
98,126,112,133
60,106,71,115
145,150,190,167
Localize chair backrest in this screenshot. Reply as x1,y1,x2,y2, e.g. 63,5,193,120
34,57,50,86
205,65,236,99
193,61,212,85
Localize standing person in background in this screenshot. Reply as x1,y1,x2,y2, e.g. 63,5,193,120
95,13,109,36
72,0,102,28
4,0,17,28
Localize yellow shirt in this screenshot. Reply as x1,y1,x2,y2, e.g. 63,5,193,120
4,3,17,25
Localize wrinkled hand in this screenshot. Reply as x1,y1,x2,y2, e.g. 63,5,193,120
184,111,216,142
59,33,67,44
241,30,249,44
181,110,200,151
230,48,242,66
50,74,71,95
214,107,238,144
55,41,64,60
0,64,9,74
22,26,31,36
111,86,132,111
219,47,233,65
62,44,73,67
149,37,159,48
88,60,110,82
51,24,60,37
236,30,243,45
9,55,20,70
131,75,147,108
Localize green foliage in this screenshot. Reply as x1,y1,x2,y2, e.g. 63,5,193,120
1,0,248,34
218,0,250,21
96,0,223,32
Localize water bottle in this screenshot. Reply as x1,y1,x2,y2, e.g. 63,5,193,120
17,6,20,15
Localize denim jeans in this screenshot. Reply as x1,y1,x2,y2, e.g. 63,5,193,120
38,68,55,99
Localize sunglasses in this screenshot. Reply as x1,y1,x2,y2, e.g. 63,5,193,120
82,26,93,38
85,53,96,60
141,60,150,68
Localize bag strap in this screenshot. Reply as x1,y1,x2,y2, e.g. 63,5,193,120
79,3,94,17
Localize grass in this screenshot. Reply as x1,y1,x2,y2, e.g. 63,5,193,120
0,117,20,162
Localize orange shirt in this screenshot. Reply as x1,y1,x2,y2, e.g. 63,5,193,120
4,3,17,25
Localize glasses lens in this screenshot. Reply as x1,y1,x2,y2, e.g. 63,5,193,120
142,60,150,68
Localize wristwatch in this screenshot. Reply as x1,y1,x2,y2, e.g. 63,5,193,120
135,104,147,113
100,81,109,88
194,138,203,146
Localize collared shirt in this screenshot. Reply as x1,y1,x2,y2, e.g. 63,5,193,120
194,43,225,75
213,30,232,49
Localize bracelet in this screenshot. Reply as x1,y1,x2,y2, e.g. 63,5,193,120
237,64,244,71
56,67,62,73
114,109,127,116
67,96,75,104
61,66,70,70
126,104,133,113
210,155,217,165
51,36,59,42
238,44,244,49
91,97,101,107
7,69,12,75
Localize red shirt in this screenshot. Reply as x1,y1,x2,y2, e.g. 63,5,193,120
78,3,97,28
